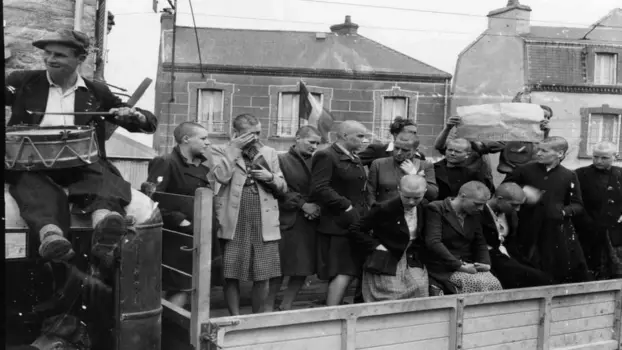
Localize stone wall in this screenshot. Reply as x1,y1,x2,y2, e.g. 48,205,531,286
4,0,98,78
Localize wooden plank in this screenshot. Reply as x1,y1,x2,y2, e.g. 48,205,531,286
462,325,539,349
549,328,614,348
224,335,342,350
162,229,193,272
551,302,616,322
162,264,193,291
613,290,622,349
221,320,342,347
551,340,618,350
191,188,213,348
355,322,450,349
467,338,537,350
357,309,449,331
537,297,551,350
552,291,615,308
550,315,615,336
344,318,356,350
162,298,191,330
464,299,540,319
363,337,449,350
463,310,540,334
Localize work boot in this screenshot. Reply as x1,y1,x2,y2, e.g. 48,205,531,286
91,212,126,270
39,225,75,261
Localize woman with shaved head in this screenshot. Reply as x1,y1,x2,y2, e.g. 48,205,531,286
503,136,590,283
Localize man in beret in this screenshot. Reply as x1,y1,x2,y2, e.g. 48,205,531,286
5,29,158,268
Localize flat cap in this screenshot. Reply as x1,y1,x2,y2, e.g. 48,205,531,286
32,29,90,52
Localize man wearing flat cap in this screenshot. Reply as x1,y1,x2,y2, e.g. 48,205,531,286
4,29,158,267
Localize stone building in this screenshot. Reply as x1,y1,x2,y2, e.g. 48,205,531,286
153,14,451,154
4,0,110,79
452,0,622,170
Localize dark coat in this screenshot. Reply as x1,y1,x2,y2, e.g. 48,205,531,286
349,196,428,275
480,206,554,288
277,146,315,231
358,142,425,167
575,165,622,246
423,199,490,271
367,156,438,205
146,146,210,228
503,162,589,283
277,146,318,276
434,159,495,200
311,143,369,235
5,70,158,158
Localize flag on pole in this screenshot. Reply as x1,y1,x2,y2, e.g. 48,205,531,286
299,81,335,143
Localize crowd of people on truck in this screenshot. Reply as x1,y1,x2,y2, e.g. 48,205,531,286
153,111,621,315
5,27,621,339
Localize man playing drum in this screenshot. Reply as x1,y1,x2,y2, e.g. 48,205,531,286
4,29,158,265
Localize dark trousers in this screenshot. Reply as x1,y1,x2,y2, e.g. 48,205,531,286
7,160,132,238
490,251,555,289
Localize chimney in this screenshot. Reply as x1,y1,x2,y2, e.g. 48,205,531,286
487,0,532,34
330,15,359,35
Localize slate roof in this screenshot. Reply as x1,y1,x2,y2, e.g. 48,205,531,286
161,26,451,78
106,132,158,160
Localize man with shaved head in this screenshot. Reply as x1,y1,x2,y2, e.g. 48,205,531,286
434,137,494,200
349,175,430,301
423,181,502,294
575,141,622,279
504,136,590,283
480,183,554,288
311,120,370,306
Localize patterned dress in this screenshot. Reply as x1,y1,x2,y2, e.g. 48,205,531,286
222,147,281,281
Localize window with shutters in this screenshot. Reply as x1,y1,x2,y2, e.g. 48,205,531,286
276,92,322,137
198,89,225,133
594,53,617,85
378,96,408,141
579,105,622,158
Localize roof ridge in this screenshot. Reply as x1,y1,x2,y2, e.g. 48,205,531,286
356,35,451,77
175,25,332,35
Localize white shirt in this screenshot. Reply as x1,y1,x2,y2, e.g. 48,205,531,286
40,72,87,126
404,206,418,240
486,204,510,257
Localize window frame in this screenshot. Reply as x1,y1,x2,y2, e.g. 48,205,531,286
372,87,419,143
197,88,226,134
275,91,323,138
594,52,618,85
579,104,622,159
379,96,410,141
188,79,234,136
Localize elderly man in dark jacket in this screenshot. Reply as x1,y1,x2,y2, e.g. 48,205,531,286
575,141,622,279
434,138,494,200
265,126,322,311
311,120,370,306
5,29,157,265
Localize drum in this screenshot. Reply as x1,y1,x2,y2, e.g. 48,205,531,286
5,125,100,171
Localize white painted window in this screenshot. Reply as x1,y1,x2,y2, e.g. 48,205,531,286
587,113,621,155
277,92,322,137
595,53,617,85
198,89,225,133
378,96,409,141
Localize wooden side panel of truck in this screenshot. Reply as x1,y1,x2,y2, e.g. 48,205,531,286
160,189,622,350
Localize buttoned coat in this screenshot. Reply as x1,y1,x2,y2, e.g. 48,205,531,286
367,156,438,205
434,159,494,201
311,143,369,235
212,144,287,242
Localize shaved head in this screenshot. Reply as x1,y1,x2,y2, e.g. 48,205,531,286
400,174,427,192
173,122,205,144
447,138,472,152
495,182,526,202
336,120,368,153
337,120,367,138
540,136,568,153
458,181,491,201
593,141,617,155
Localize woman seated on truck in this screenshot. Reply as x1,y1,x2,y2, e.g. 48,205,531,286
423,181,503,294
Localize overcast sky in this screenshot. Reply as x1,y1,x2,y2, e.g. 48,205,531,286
106,0,620,146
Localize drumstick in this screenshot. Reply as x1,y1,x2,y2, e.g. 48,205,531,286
26,110,113,116
125,78,153,107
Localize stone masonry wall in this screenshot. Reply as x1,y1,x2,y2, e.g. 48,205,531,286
4,0,98,78
154,71,447,157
